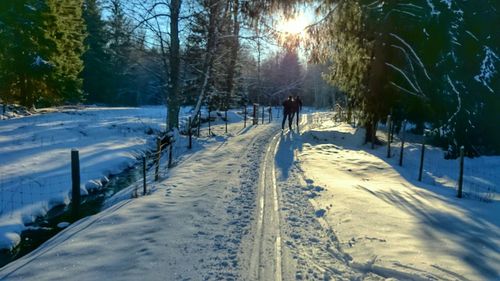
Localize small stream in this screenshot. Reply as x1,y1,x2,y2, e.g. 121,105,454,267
0,163,144,268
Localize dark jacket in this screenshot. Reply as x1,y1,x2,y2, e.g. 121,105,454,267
295,97,303,112
283,99,294,114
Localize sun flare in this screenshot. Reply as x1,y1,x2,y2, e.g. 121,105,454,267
277,14,309,35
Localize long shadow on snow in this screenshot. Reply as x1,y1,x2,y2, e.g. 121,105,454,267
300,129,500,280
275,130,303,180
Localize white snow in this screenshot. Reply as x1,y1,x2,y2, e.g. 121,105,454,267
32,56,51,67
292,114,500,280
389,33,431,81
0,105,266,251
56,222,69,229
0,107,276,280
0,106,170,249
474,46,499,93
0,109,498,280
440,0,452,10
425,0,440,16
465,30,479,42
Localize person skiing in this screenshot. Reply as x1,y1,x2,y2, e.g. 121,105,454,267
293,95,303,128
282,96,294,130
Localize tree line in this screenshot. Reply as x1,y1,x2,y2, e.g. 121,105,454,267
0,0,333,131
3,0,497,155
0,0,170,108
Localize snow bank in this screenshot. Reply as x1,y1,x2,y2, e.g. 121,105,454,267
0,106,168,249
296,115,500,280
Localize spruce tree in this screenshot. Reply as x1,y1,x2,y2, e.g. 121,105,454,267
82,0,113,105
0,0,57,107
108,0,135,105
45,0,86,105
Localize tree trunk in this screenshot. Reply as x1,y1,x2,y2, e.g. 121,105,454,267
191,0,221,126
167,0,181,131
365,117,380,145
224,0,240,110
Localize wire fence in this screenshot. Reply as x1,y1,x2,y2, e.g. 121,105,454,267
309,111,499,202
0,105,277,219
0,107,168,218
384,117,499,202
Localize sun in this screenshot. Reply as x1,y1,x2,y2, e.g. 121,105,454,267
277,14,309,35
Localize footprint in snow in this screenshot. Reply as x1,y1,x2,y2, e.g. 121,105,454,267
313,186,324,192
315,209,326,218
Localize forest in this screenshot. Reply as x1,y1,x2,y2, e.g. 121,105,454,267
0,0,499,155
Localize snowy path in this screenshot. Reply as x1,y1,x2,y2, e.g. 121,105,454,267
244,130,282,280
292,117,500,281
242,116,379,281
0,113,382,281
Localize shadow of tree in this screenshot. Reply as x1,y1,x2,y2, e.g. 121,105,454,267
354,184,500,279
299,128,499,279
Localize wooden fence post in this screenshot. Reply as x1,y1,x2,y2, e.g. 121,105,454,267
71,149,80,217
399,120,406,166
418,133,426,182
457,146,464,198
387,115,392,158
208,108,211,136
371,120,376,149
143,156,147,195
261,106,264,124
168,143,173,168
197,111,201,137
155,137,161,181
225,110,228,134
244,105,247,128
188,117,192,149
253,104,258,125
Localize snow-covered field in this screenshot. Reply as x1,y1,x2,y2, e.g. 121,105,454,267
0,106,171,249
289,113,500,280
0,104,270,251
0,105,247,250
0,106,276,280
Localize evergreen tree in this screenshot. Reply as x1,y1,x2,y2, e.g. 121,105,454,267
306,0,500,154
108,0,135,105
0,1,57,107
45,0,86,105
183,8,208,104
82,0,113,104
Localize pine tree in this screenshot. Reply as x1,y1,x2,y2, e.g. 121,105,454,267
45,0,86,105
0,0,57,107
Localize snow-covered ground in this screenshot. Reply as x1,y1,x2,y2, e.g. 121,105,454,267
0,106,168,249
0,107,278,280
0,108,498,280
0,105,254,250
287,113,500,280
